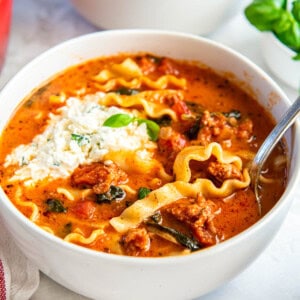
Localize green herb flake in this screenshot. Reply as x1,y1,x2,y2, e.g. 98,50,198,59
71,133,90,146
138,187,152,199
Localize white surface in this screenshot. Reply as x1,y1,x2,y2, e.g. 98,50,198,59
0,1,299,299
261,32,300,90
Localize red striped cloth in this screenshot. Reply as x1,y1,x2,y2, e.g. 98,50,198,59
0,216,39,299
0,259,6,300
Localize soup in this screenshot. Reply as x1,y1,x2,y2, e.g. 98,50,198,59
0,53,287,257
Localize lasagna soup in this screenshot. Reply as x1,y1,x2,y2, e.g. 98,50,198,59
0,54,287,257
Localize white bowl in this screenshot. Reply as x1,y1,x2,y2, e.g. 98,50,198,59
0,30,299,300
262,32,300,90
70,0,238,35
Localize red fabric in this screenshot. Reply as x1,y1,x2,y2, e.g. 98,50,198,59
0,260,6,300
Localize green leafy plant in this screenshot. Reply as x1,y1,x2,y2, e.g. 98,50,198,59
103,113,160,141
245,0,300,60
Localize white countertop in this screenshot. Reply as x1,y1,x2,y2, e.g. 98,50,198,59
1,0,299,299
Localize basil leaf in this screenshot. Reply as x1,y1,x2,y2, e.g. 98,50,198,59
137,119,160,141
46,198,67,213
103,114,134,127
273,10,294,34
274,18,300,51
245,0,283,31
293,52,300,60
103,114,160,141
138,187,151,199
245,0,300,59
292,0,300,23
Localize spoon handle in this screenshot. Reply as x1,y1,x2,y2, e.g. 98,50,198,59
252,96,300,171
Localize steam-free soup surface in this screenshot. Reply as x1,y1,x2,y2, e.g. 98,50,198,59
0,53,286,256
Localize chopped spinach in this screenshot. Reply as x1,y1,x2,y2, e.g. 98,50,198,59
223,109,241,120
61,222,72,237
46,198,67,213
185,101,205,116
153,115,172,126
112,87,140,95
150,211,162,224
95,185,126,204
146,222,202,251
146,54,163,64
24,99,34,108
185,119,201,140
137,187,152,199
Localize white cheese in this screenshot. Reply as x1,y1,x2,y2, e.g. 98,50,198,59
5,96,154,184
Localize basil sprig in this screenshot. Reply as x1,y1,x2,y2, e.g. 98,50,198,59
245,0,300,60
103,113,160,141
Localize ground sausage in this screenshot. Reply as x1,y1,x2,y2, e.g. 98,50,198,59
197,110,254,145
71,162,128,194
122,228,151,256
164,195,219,246
207,161,243,183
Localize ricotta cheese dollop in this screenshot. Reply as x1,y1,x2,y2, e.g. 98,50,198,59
5,96,153,184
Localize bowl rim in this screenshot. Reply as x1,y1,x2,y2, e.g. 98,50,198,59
0,29,299,264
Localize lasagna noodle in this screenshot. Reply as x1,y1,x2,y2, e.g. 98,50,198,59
64,228,104,244
41,226,55,234
110,143,250,233
95,58,143,81
15,186,39,222
174,143,243,182
98,92,178,121
93,58,187,91
104,149,173,182
94,76,187,92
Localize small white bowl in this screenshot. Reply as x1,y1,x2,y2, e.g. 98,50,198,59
0,30,299,300
262,32,300,90
70,0,237,35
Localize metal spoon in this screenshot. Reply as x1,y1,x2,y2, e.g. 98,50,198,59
251,95,300,213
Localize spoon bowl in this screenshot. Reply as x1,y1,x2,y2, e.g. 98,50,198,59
251,95,300,212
